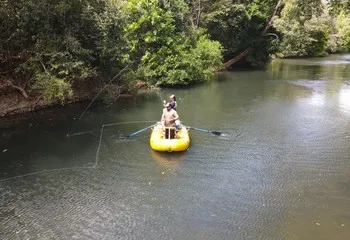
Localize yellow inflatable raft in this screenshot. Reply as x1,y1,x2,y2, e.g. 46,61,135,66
150,122,190,152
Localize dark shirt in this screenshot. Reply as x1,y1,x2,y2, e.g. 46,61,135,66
169,101,177,110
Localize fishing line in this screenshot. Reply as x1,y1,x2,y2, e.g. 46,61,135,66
67,120,158,138
77,64,129,121
1,124,241,182
65,65,129,138
93,121,157,168
0,167,91,182
0,120,157,182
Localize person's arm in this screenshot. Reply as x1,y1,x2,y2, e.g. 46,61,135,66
161,113,165,126
173,110,179,121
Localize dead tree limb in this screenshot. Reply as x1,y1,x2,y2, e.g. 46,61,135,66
6,80,29,99
221,47,251,70
221,0,283,70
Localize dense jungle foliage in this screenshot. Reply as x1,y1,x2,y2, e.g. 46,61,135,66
0,0,350,103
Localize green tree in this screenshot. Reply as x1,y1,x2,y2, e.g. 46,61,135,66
202,0,280,67
273,0,329,57
0,0,126,101
333,11,350,52
123,0,222,86
328,0,350,15
325,1,350,53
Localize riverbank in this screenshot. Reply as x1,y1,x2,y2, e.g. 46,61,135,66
0,79,149,118
0,91,89,118
0,77,96,117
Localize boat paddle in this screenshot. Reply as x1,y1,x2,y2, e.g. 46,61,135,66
125,124,156,138
188,126,222,136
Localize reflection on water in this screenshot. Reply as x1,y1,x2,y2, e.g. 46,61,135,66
339,87,350,115
1,54,350,240
269,55,350,82
151,150,185,168
317,60,350,65
151,150,185,177
309,92,326,107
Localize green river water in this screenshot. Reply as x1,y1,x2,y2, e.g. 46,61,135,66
1,54,350,239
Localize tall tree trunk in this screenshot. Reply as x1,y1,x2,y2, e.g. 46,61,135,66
222,0,283,70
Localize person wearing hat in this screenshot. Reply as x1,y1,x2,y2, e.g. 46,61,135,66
169,94,177,110
161,102,179,139
162,94,177,113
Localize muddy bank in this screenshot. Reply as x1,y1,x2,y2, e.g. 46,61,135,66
0,91,90,117
0,79,146,118
0,78,99,117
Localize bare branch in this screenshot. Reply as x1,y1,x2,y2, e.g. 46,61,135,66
221,47,251,70
39,59,48,72
265,33,279,40
6,80,29,99
196,0,201,28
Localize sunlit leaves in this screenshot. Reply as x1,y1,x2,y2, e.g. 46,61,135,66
274,16,329,57
123,0,223,86
334,10,350,52
32,72,73,102
281,0,323,24
273,0,332,57
328,0,350,15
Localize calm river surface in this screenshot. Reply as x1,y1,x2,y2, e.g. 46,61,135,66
1,54,350,239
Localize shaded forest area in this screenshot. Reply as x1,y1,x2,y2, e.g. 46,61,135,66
1,0,350,116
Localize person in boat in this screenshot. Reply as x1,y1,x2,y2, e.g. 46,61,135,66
161,103,179,139
168,94,182,129
163,94,177,110
169,94,177,110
